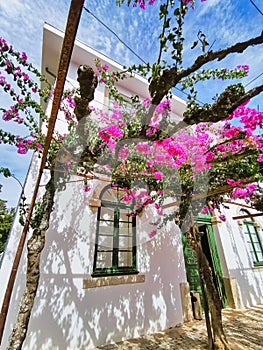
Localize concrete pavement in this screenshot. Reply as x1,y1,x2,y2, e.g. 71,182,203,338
95,304,263,349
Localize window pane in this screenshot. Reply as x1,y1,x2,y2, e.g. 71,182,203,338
248,225,256,234
253,242,262,251
119,236,132,249
244,229,249,235
101,187,117,202
121,227,133,239
96,251,112,269
99,221,114,234
251,252,257,262
119,251,132,267
97,235,113,249
256,251,263,261
241,210,263,265
120,208,131,221
247,241,253,249
100,206,114,221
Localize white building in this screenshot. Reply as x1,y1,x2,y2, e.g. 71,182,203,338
0,23,262,350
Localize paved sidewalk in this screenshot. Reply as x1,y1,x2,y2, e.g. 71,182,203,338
95,304,263,350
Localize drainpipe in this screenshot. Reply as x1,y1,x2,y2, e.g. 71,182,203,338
0,0,84,343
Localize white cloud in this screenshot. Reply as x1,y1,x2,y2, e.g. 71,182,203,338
0,0,26,16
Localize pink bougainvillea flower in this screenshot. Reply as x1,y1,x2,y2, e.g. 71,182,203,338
153,171,164,180
148,229,157,238
118,146,130,159
83,184,91,193
123,193,134,203
232,188,249,198
135,142,151,155
227,178,242,187
205,151,215,162
219,214,226,222
201,206,209,214
246,183,257,194
99,125,123,142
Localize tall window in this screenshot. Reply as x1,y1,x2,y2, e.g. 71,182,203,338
92,185,137,276
241,209,263,266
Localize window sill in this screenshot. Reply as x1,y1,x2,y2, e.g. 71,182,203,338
83,274,145,289
253,264,263,271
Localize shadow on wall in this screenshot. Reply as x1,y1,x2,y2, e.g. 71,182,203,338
226,219,263,307
15,181,186,350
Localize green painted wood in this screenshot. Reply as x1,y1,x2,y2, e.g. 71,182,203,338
182,214,228,308
202,222,228,307
182,234,202,296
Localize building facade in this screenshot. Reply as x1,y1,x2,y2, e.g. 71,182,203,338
0,24,262,350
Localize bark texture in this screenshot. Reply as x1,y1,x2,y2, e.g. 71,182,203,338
8,170,55,350
189,226,231,350
149,31,263,107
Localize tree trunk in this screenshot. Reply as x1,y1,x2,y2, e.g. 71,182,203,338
198,265,214,350
193,235,231,350
200,248,230,350
7,170,55,350
186,225,230,350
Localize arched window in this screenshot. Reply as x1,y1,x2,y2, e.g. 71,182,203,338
241,209,263,266
92,185,138,276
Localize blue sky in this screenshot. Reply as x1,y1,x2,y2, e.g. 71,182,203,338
0,0,262,207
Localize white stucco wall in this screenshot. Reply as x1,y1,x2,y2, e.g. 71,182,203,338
0,36,189,348
213,204,263,307
0,165,186,349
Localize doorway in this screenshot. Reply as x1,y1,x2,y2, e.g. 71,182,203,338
182,215,228,309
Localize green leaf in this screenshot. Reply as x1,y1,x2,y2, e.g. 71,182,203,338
191,40,198,49
0,167,12,178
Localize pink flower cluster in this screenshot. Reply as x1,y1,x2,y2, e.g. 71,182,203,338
16,138,43,154
235,65,249,75
132,0,157,9
0,37,9,52
226,178,258,199
229,101,263,131
99,125,124,142
95,62,111,83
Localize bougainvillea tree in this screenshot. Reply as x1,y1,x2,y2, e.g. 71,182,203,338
1,0,263,349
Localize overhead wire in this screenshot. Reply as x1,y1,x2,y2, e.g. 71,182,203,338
83,6,147,64
250,0,263,15
83,5,206,105
84,3,262,107
245,71,263,87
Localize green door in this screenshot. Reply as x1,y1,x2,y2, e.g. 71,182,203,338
182,214,228,308
182,233,202,296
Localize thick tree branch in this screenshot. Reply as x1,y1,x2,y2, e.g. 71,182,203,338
74,65,98,122
225,83,263,114
149,31,263,106
183,83,263,125
165,83,263,136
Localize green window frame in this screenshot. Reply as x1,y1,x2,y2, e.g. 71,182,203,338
241,209,263,266
92,185,138,277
